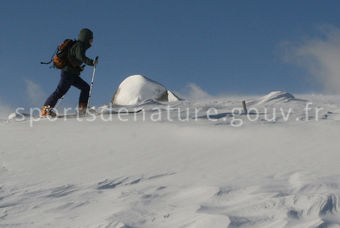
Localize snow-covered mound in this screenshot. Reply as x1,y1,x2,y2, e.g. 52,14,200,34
112,75,180,105
256,91,296,104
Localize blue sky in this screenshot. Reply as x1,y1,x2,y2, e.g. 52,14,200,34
1,0,340,107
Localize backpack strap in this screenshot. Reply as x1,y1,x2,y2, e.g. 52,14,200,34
66,40,80,67
41,47,58,65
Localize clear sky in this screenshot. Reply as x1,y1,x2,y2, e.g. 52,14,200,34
1,0,340,107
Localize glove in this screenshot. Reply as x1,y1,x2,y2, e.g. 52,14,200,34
93,56,99,66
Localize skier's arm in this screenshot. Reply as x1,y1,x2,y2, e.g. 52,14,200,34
74,45,94,66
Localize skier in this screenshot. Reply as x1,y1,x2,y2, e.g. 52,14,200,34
41,28,98,117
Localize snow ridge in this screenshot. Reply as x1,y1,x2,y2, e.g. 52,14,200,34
256,91,296,105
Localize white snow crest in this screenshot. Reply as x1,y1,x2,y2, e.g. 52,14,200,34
256,91,296,104
112,75,180,105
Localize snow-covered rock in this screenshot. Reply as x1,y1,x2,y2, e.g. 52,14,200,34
256,91,296,104
112,75,180,105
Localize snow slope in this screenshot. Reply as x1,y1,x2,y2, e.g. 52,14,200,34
1,93,340,228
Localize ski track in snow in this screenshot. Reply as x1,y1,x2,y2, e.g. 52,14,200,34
1,94,340,228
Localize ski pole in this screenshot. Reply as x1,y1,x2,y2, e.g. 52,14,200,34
87,56,98,108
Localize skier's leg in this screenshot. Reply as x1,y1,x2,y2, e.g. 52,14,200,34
44,71,73,108
72,76,90,110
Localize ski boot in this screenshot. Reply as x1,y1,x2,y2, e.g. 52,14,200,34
78,103,88,116
78,103,96,116
41,105,57,117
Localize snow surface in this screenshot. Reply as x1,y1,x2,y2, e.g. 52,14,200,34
112,75,180,105
1,92,340,228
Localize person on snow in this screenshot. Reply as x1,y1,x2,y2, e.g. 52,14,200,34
41,28,98,117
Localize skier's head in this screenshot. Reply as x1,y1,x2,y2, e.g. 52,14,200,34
78,28,93,45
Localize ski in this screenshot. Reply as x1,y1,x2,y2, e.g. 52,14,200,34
56,109,142,118
8,109,143,120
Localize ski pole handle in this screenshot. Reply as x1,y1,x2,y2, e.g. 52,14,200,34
93,56,99,66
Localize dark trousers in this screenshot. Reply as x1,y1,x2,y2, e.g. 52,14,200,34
44,71,90,108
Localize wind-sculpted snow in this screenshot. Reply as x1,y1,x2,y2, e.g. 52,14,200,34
255,91,297,105
112,75,180,105
1,94,340,227
199,172,340,228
